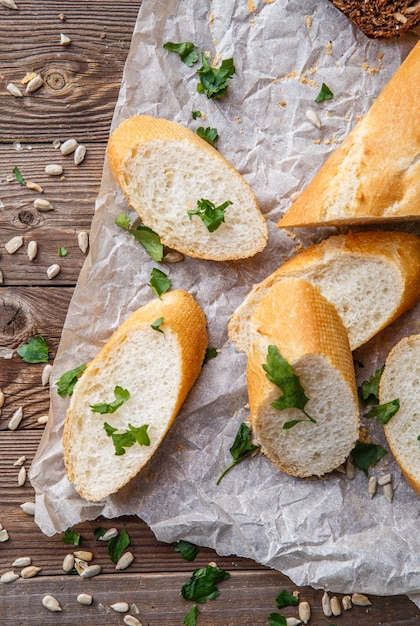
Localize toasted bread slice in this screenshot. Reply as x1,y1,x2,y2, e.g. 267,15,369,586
106,115,267,260
247,278,359,477
278,41,420,227
63,290,208,502
229,231,420,353
380,334,420,496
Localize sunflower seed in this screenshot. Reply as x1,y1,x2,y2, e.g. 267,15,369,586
0,269,3,285
47,263,61,279
0,389,4,408
8,406,23,430
1,571,18,583
130,604,140,614
6,82,23,97
27,240,38,261
383,482,394,502
97,527,118,541
0,528,9,542
34,198,53,211
73,550,93,562
298,601,311,624
330,596,341,616
42,595,62,612
368,475,378,499
80,564,101,578
305,109,322,129
77,593,93,605
345,456,355,479
77,231,89,253
115,551,134,570
21,565,41,579
20,501,35,515
26,74,43,94
37,414,48,425
45,164,63,176
26,181,43,192
286,618,302,626
351,593,372,606
13,455,26,466
74,558,89,575
41,363,53,387
322,591,332,617
163,250,184,263
60,33,71,46
74,144,86,165
378,473,391,486
62,553,75,572
124,617,142,626
111,602,129,613
0,0,18,9
12,556,31,567
60,138,78,155
17,465,26,486
52,139,61,149
5,236,24,254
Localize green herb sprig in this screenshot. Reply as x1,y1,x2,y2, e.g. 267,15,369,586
61,529,81,546
56,363,87,397
17,335,49,363
163,41,199,67
315,82,333,103
183,604,199,626
116,212,163,262
181,564,230,603
188,198,232,232
197,53,235,99
173,540,199,562
148,267,171,298
90,386,130,414
196,126,218,147
350,441,387,476
104,422,150,456
216,422,259,485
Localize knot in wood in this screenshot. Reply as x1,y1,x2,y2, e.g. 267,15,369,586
46,72,65,90
0,295,34,348
18,210,35,225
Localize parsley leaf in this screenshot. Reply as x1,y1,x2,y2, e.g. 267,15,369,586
268,614,287,626
116,212,163,262
173,540,199,562
262,345,316,429
350,441,387,476
365,399,400,424
17,335,49,363
13,165,26,185
148,267,171,298
315,82,333,103
358,366,384,405
183,605,199,626
108,528,131,563
216,422,259,485
93,527,106,540
58,246,68,257
62,529,81,546
196,53,235,99
275,589,299,609
188,198,232,232
91,386,130,414
196,126,218,147
181,564,230,603
163,41,199,67
151,317,164,333
192,110,202,120
56,363,87,397
203,347,218,365
104,422,150,456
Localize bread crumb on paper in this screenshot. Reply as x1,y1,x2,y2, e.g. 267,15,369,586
304,15,313,30
208,12,215,25
326,41,333,55
300,73,317,87
247,0,255,11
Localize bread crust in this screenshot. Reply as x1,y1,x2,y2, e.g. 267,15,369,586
278,41,420,227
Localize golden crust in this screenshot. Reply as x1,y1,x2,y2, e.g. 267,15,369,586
278,41,420,228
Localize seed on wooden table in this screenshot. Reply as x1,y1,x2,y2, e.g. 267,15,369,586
124,617,142,626
368,475,378,499
351,593,372,606
322,591,332,617
13,455,26,466
74,144,87,165
130,603,140,614
45,164,63,176
0,269,3,285
52,139,61,149
20,501,35,515
115,551,134,570
27,240,38,261
342,595,352,610
8,407,23,430
77,231,89,253
163,250,184,263
111,602,129,613
286,618,301,626
21,565,41,579
77,593,93,605
12,556,31,567
6,82,23,97
305,109,322,128
0,528,9,542
378,473,391,486
0,0,18,9
1,571,18,583
42,595,62,612
330,596,341,616
26,74,44,94
98,527,118,541
60,138,78,155
41,363,53,386
74,558,88,575
62,553,75,572
383,482,394,502
60,33,71,46
5,236,23,254
47,263,61,279
345,456,355,479
34,198,53,211
298,601,311,624
26,181,43,192
80,564,101,578
17,465,26,486
0,388,4,408
73,550,93,562
37,414,48,425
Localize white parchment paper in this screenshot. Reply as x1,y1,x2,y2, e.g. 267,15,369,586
30,0,420,602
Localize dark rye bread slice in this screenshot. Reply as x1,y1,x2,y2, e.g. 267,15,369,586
329,0,420,38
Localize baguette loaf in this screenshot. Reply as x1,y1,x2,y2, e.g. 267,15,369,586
380,334,420,496
63,290,208,502
328,1,420,38
247,278,360,477
278,41,420,228
229,231,420,353
106,115,268,261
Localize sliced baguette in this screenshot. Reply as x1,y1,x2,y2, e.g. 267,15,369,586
380,334,420,496
229,231,420,353
106,115,268,260
63,290,208,502
278,41,420,228
247,277,360,477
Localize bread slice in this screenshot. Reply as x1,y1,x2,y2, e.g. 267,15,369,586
63,290,208,502
380,334,420,496
328,1,420,38
106,115,268,261
229,231,420,353
278,41,420,228
247,278,359,477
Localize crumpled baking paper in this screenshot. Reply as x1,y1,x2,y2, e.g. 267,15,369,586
30,0,420,605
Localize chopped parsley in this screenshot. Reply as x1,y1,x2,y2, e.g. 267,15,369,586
93,527,106,540
350,440,387,476
148,267,171,298
188,198,232,232
358,366,384,405
364,399,400,424
268,614,287,626
151,317,164,333
183,604,199,626
173,540,199,562
263,345,316,429
181,564,230,603
216,422,259,485
163,41,199,67
315,82,333,103
62,528,81,546
275,589,298,609
196,53,235,99
192,110,202,120
91,386,130,414
56,363,87,397
104,422,150,456
58,246,68,257
116,211,163,262
108,528,131,563
203,347,218,365
17,335,49,363
13,165,26,186
196,126,218,147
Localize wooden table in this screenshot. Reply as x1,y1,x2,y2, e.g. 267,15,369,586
0,2,419,624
